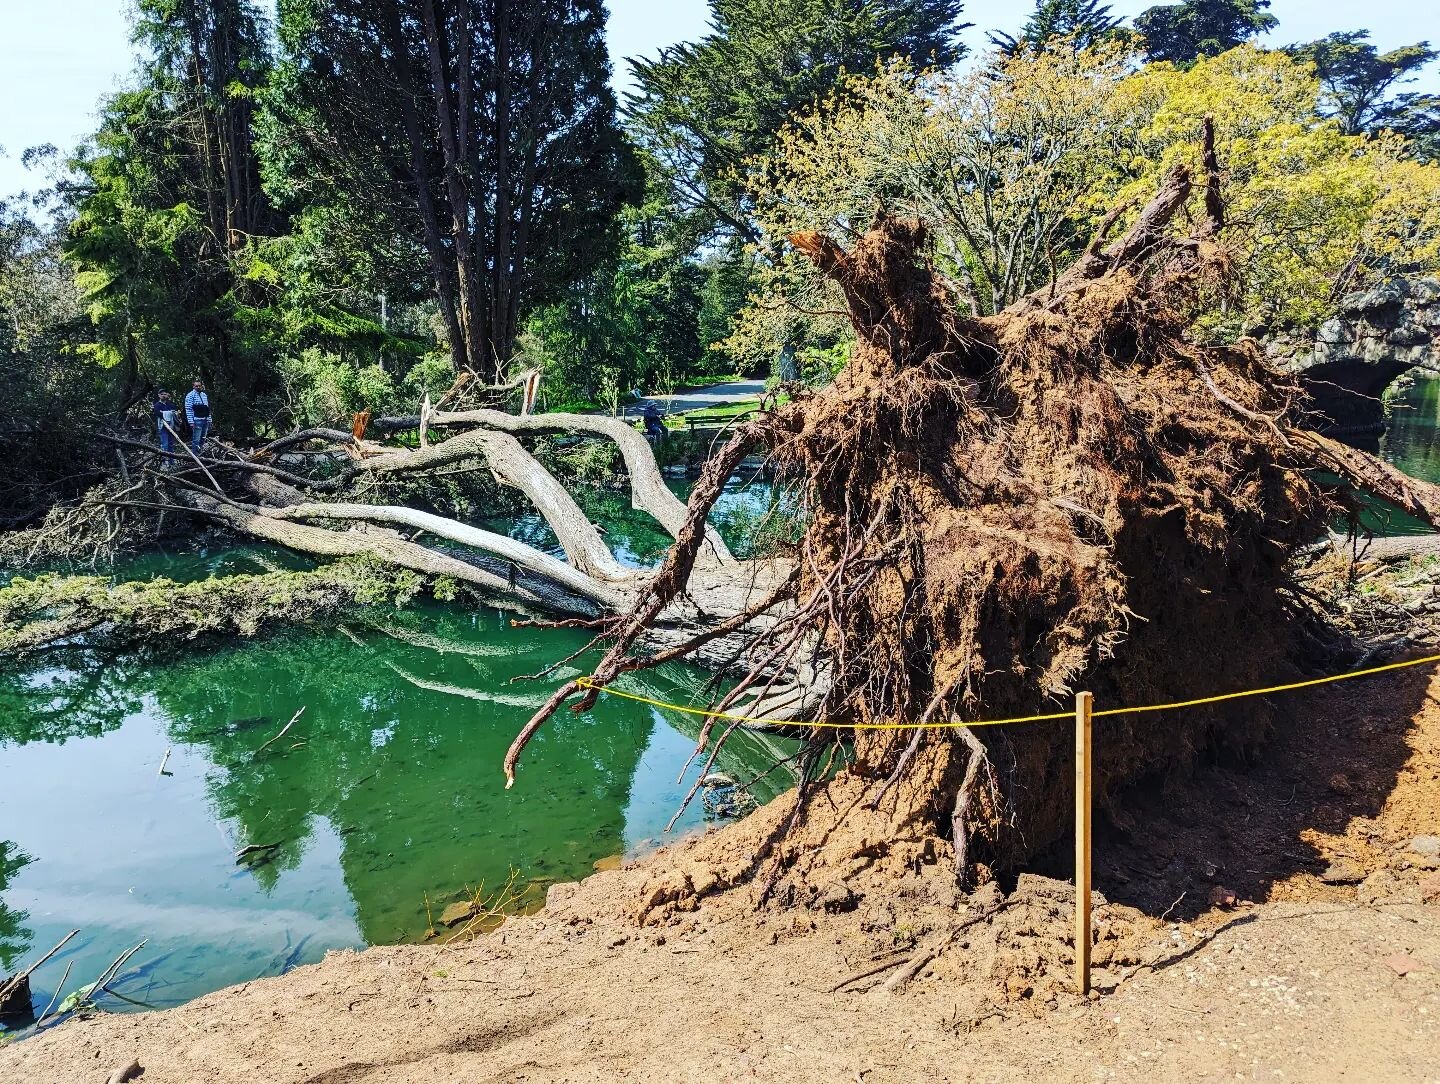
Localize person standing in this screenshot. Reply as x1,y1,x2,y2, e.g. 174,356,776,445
152,389,179,456
185,378,212,454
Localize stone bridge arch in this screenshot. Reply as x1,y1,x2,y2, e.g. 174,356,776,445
1266,278,1440,432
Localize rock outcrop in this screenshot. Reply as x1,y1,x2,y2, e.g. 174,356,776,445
1266,278,1440,430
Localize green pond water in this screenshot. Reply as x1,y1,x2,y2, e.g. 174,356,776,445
1364,375,1440,531
0,478,796,1023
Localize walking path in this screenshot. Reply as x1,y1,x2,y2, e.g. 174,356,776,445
620,379,765,416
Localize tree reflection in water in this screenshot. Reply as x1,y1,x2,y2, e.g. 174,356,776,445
0,601,795,950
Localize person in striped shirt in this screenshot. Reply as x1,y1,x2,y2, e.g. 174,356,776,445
184,378,213,453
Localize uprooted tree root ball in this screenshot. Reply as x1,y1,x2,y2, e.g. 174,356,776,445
512,130,1440,893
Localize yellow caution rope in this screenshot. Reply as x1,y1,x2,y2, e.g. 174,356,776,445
575,650,1440,730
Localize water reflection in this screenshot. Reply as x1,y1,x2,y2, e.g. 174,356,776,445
1383,377,1440,484
1347,376,1440,536
0,842,32,972
0,602,794,1012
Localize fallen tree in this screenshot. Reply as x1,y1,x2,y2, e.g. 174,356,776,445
0,374,803,690
6,125,1439,897
502,122,1440,895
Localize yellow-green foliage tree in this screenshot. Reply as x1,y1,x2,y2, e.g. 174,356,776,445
1115,46,1440,333
729,41,1440,369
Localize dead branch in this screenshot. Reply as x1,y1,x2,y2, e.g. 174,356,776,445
263,502,626,608
423,407,737,564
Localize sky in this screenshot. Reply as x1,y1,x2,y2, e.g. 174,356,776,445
2,0,1438,199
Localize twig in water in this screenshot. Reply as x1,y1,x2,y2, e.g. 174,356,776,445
254,707,305,756
0,929,80,1002
36,959,74,1022
236,841,283,863
157,747,172,777
93,939,148,994
65,938,150,1015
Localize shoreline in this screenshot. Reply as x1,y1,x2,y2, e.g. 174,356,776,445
4,662,1439,1083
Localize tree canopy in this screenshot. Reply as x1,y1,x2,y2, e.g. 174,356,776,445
264,0,637,378
1134,0,1276,65
1286,31,1439,145
4,0,1440,503
729,41,1440,368
65,0,280,432
988,0,1130,56
625,0,972,245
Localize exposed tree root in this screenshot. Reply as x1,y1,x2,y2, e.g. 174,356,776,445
512,126,1440,894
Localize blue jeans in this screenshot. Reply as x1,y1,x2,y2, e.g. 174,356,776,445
158,422,175,453
190,418,210,453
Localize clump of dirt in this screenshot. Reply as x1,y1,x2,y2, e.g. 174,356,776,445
764,205,1322,872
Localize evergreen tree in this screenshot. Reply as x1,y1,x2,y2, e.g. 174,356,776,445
0,195,93,523
66,0,280,429
1287,31,1439,141
264,0,636,377
1134,0,1276,65
989,0,1130,56
626,0,971,245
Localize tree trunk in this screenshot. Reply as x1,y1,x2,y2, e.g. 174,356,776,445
421,0,486,372
383,5,468,371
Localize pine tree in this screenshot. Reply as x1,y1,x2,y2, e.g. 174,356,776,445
1287,31,1439,141
626,0,971,246
988,0,1130,56
264,0,637,376
1134,0,1276,65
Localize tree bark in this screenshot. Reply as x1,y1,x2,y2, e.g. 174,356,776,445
384,4,468,371
421,0,486,372
425,408,737,565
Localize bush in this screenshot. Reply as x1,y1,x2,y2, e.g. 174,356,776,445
276,348,398,428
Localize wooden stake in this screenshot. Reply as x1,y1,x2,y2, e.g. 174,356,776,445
1074,690,1093,996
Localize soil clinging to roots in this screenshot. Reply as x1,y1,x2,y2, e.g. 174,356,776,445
510,135,1370,890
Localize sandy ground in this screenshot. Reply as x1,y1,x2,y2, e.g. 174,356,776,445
4,664,1440,1084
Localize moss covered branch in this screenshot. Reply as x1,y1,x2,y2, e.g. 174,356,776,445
0,560,429,658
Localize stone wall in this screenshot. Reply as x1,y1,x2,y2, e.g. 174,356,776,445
1265,278,1440,430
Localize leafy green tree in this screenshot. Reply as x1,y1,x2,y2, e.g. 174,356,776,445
1286,31,1439,141
989,0,1130,56
626,0,971,245
696,249,756,372
65,0,281,433
0,196,98,524
736,42,1440,368
1134,0,1275,65
264,0,637,378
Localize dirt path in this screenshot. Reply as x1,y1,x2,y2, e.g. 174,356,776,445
5,666,1440,1084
